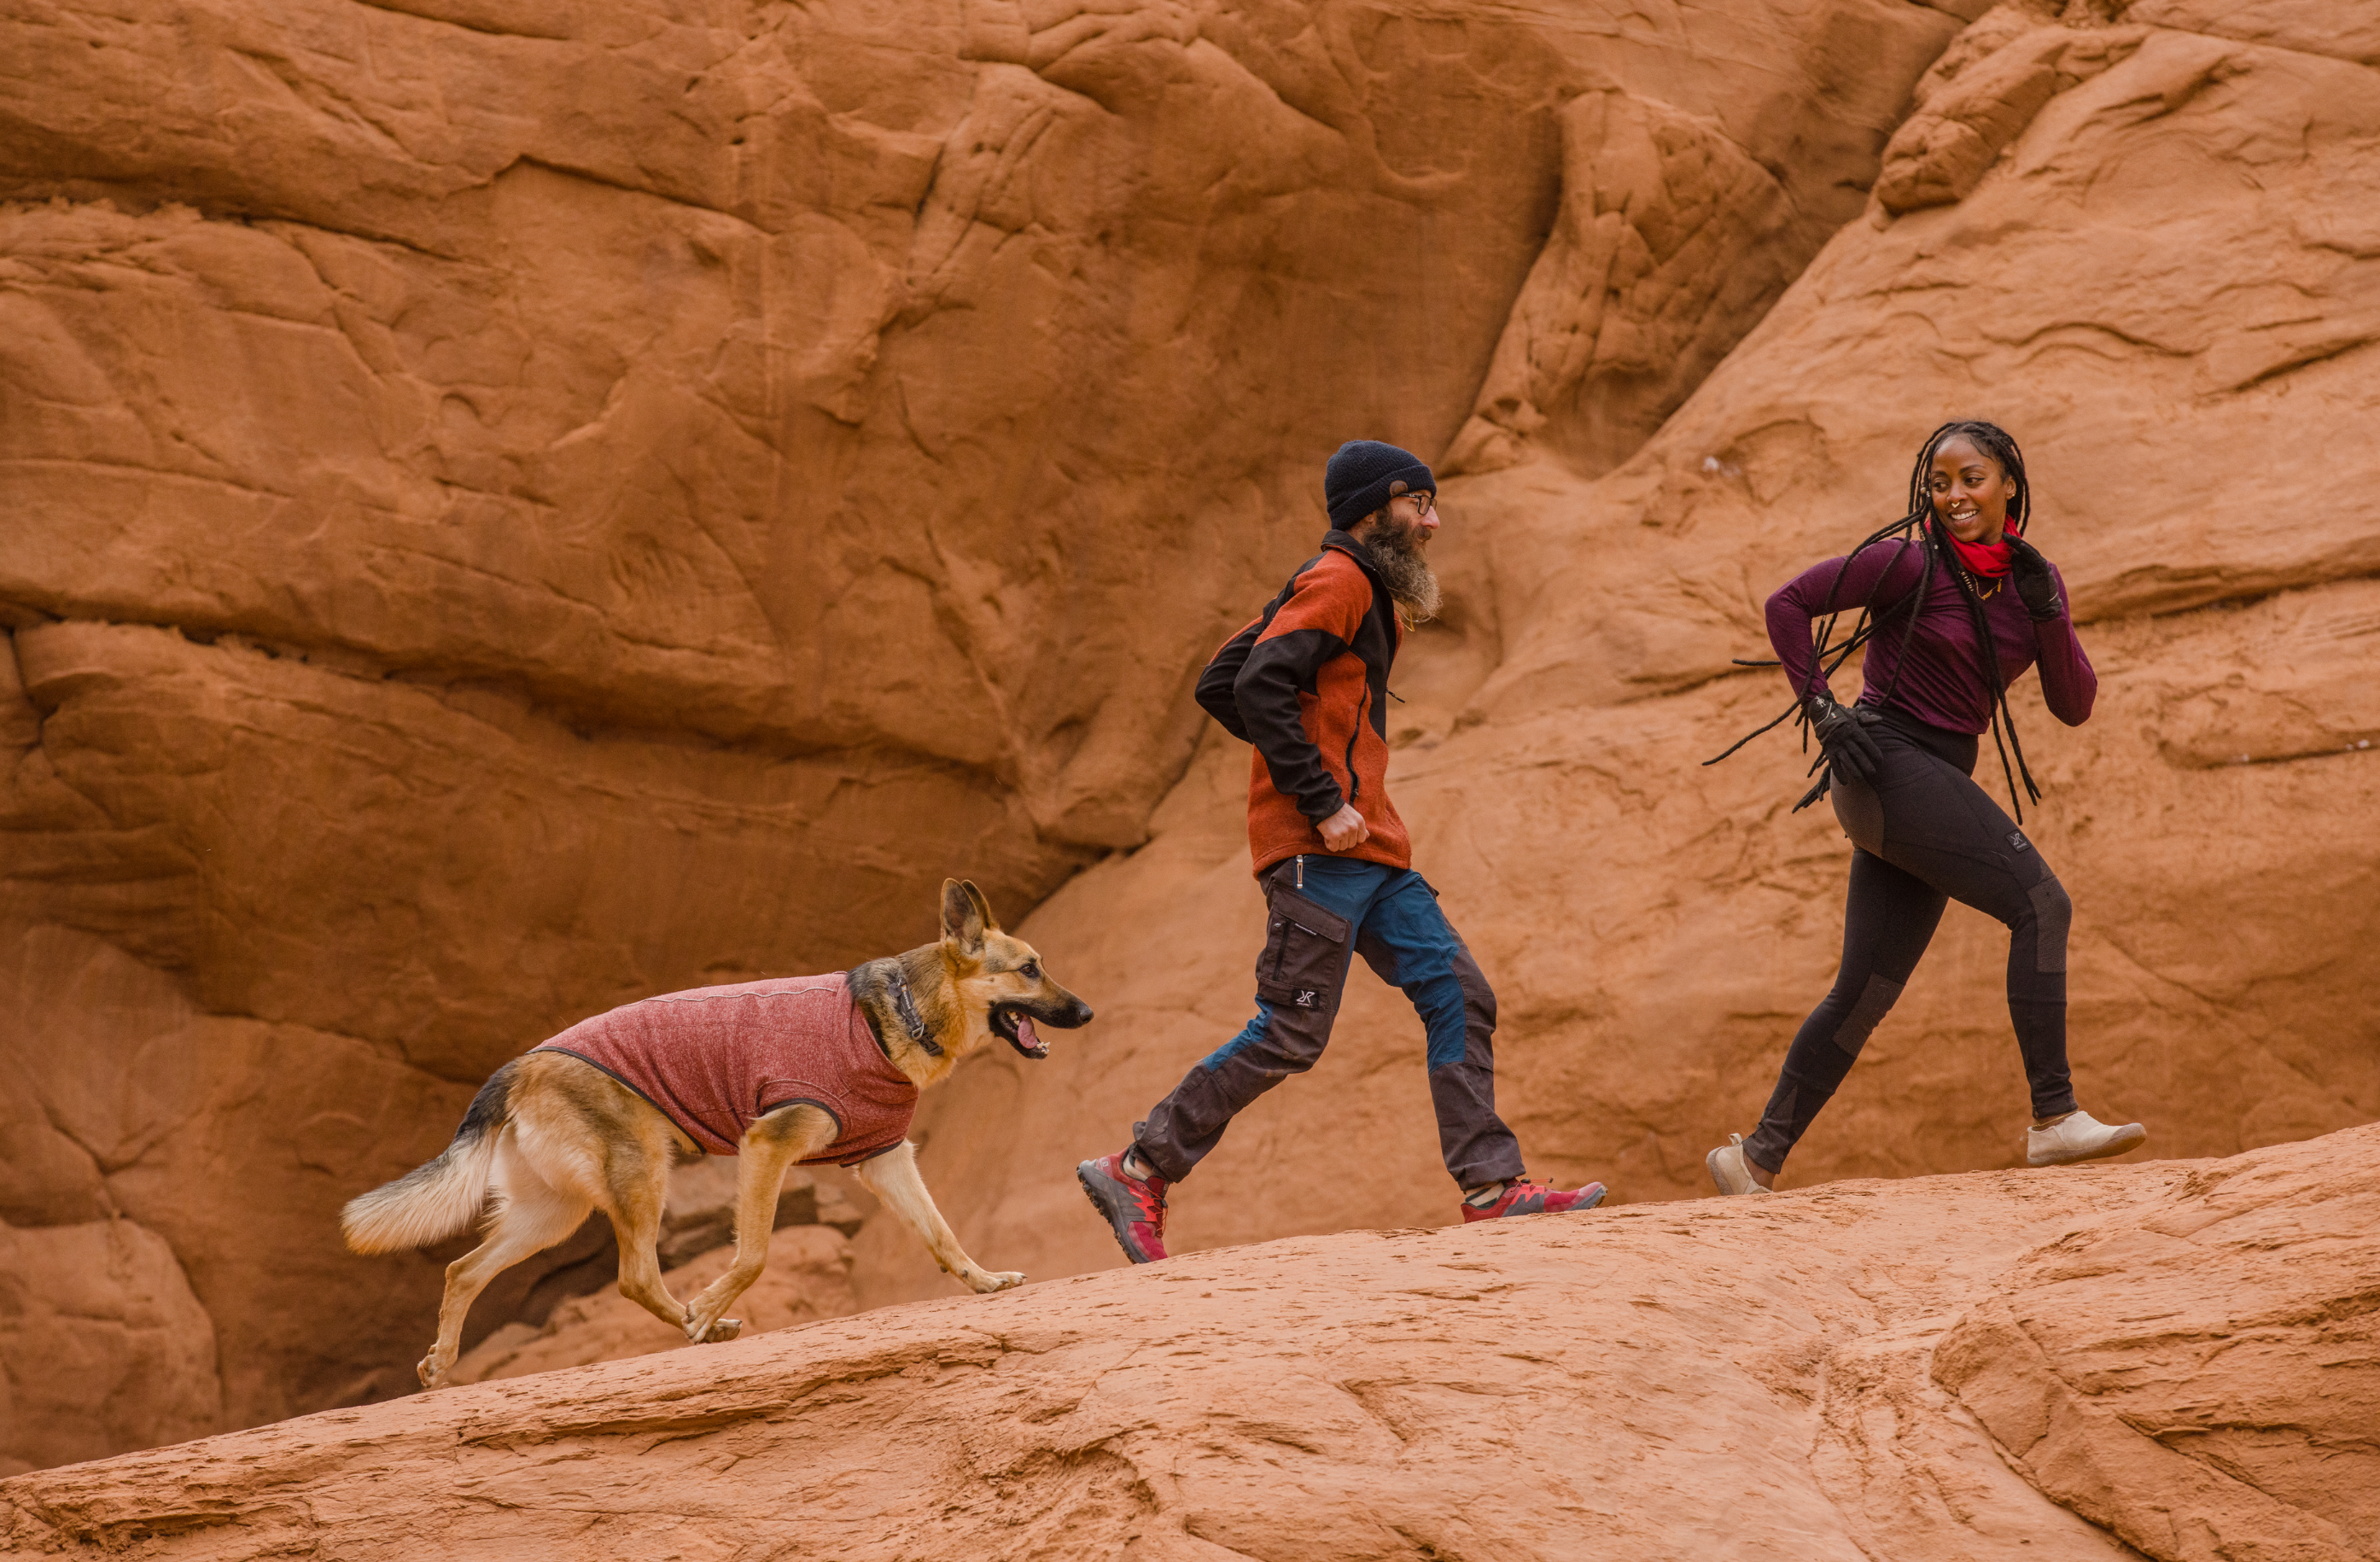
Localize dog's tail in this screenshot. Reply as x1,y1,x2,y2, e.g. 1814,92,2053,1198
341,1063,516,1255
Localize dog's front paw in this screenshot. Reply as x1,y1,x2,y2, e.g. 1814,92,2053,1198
967,1269,1026,1294
416,1351,452,1390
683,1307,743,1343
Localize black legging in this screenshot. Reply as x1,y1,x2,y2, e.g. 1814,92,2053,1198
1744,709,2077,1174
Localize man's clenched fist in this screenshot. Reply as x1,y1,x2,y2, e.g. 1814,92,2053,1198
1319,803,1369,853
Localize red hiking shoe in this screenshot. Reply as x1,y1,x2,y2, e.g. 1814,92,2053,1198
1078,1151,1170,1263
1461,1179,1607,1223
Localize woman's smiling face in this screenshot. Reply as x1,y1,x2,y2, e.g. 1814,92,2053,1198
1928,434,2015,545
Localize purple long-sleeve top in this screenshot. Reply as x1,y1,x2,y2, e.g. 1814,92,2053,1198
1765,539,2096,733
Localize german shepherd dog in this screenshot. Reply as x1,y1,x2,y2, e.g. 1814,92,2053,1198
344,880,1092,1389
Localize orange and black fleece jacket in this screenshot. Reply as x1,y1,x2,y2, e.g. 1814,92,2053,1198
1196,532,1410,877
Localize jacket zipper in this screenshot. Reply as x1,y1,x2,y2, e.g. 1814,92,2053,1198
1344,685,1368,803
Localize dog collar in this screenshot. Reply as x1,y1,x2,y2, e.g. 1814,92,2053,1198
888,970,942,1058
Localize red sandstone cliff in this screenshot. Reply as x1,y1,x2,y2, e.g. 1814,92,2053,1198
2,0,2375,1492
859,0,2380,1303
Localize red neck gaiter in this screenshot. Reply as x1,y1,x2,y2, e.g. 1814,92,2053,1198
1945,529,2012,578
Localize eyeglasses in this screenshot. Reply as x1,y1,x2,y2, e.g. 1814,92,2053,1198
1396,490,1437,515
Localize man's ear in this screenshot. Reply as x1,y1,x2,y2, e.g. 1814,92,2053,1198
940,878,997,957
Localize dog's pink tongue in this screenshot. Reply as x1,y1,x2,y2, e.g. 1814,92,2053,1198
1017,1016,1041,1051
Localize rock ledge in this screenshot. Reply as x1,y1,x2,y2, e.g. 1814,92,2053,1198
7,1124,2373,1561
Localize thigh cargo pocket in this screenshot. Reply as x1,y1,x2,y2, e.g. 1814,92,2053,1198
1256,883,1351,1017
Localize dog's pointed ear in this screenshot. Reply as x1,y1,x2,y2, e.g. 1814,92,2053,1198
940,877,994,958
961,879,1000,933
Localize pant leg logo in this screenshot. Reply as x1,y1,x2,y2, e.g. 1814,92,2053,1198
2008,831,2031,853
1293,988,1320,1008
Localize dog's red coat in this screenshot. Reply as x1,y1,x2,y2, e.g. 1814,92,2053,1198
537,974,918,1163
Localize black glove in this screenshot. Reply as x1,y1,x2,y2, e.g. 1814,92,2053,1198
2004,533,2063,621
1806,695,1883,784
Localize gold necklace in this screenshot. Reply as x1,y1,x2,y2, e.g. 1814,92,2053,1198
1945,545,2004,599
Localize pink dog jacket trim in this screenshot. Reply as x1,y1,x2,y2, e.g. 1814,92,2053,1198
536,973,919,1164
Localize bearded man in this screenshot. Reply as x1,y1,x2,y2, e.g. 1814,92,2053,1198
1077,440,1609,1263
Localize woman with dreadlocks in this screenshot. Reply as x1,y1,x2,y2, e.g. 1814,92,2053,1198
1705,420,2146,1195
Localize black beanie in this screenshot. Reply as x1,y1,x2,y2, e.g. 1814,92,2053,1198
1324,440,1434,529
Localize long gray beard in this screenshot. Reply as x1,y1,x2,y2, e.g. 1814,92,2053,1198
1362,525,1441,625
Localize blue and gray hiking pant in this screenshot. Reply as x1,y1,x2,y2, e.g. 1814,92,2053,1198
1133,854,1525,1189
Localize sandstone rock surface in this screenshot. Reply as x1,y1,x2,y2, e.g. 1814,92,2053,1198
8,1125,2375,1559
7,0,2378,1484
0,0,1978,1466
450,1223,856,1386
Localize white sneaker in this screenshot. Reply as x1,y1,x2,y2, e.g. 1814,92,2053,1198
1706,1134,1771,1195
2026,1110,2147,1167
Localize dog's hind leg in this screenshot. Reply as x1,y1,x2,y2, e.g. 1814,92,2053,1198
855,1140,1025,1295
681,1103,838,1344
598,1124,695,1338
419,1140,591,1390
509,1052,701,1343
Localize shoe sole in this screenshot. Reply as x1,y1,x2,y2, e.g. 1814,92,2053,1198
1462,1183,1608,1222
1076,1163,1164,1264
2027,1124,2148,1168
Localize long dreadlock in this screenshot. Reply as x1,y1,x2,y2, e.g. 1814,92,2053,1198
1705,419,2044,822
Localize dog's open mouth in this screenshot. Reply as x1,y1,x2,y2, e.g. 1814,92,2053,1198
990,1005,1049,1060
